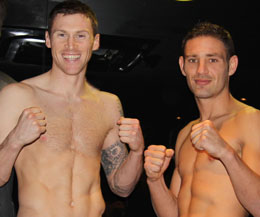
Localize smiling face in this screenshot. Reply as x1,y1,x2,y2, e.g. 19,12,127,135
179,36,237,99
45,13,100,76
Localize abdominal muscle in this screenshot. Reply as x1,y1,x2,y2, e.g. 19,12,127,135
178,161,248,217
15,142,106,217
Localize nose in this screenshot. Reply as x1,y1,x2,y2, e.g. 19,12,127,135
197,59,208,75
65,36,76,50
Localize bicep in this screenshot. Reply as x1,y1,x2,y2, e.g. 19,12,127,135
169,127,188,198
101,93,127,177
170,165,181,198
242,137,260,175
241,112,260,175
0,92,20,143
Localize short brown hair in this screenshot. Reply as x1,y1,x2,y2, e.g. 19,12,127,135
48,0,98,36
181,21,235,60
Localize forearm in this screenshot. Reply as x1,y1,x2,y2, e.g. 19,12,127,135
112,150,143,197
147,177,178,217
221,148,260,216
0,131,22,186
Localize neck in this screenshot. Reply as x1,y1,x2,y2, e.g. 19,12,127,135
196,92,235,121
45,69,90,99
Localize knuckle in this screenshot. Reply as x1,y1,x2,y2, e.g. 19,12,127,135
134,119,140,125
148,145,155,150
202,129,208,135
22,108,31,116
144,162,149,168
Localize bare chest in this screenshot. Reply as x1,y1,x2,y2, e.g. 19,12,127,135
178,122,242,179
34,95,111,154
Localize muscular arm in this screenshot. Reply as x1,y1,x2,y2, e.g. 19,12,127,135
147,167,179,217
102,140,142,197
101,95,144,197
219,111,260,217
0,132,22,185
0,84,46,186
191,109,260,217
144,125,189,217
221,149,260,217
0,85,22,185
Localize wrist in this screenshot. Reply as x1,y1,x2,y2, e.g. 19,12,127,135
219,144,236,163
131,144,145,156
147,175,164,186
6,130,24,151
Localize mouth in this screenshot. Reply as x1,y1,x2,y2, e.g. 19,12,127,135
194,78,211,86
63,54,81,61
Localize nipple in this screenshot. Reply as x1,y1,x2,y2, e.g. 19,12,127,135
40,135,47,142
208,156,216,161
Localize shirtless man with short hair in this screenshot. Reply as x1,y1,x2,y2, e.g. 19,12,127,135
144,22,260,217
0,1,144,217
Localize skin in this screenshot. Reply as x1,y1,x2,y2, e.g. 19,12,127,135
144,36,260,217
0,13,144,217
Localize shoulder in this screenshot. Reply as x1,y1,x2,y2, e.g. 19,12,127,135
98,90,121,104
235,105,260,125
0,82,36,137
232,105,260,174
90,87,123,123
233,105,260,145
88,84,119,102
0,82,36,116
95,89,122,112
0,82,34,101
0,72,52,100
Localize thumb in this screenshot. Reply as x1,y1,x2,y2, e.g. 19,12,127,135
117,116,124,125
166,149,174,158
162,149,174,172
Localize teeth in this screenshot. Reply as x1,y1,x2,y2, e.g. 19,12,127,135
63,55,80,60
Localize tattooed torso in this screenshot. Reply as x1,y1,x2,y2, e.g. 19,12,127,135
14,84,127,217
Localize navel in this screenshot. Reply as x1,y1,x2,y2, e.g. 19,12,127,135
70,201,75,207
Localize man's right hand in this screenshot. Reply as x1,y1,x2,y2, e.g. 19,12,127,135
144,145,174,182
10,107,47,148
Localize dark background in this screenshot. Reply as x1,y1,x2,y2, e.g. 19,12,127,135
1,0,259,216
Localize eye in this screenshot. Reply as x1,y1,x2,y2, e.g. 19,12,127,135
75,32,90,40
187,58,197,63
56,32,67,38
77,34,86,39
209,58,218,63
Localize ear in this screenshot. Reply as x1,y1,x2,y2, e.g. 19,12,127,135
92,33,100,51
228,55,238,76
179,56,186,76
45,31,51,48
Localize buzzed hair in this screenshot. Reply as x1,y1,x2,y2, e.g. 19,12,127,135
48,0,98,36
181,21,235,60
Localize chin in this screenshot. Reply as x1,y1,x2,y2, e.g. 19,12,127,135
63,67,85,75
193,90,213,99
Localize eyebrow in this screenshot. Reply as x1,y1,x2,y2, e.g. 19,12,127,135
52,29,90,34
185,53,224,58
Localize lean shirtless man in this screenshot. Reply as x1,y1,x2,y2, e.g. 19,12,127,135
144,22,260,217
0,1,144,217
